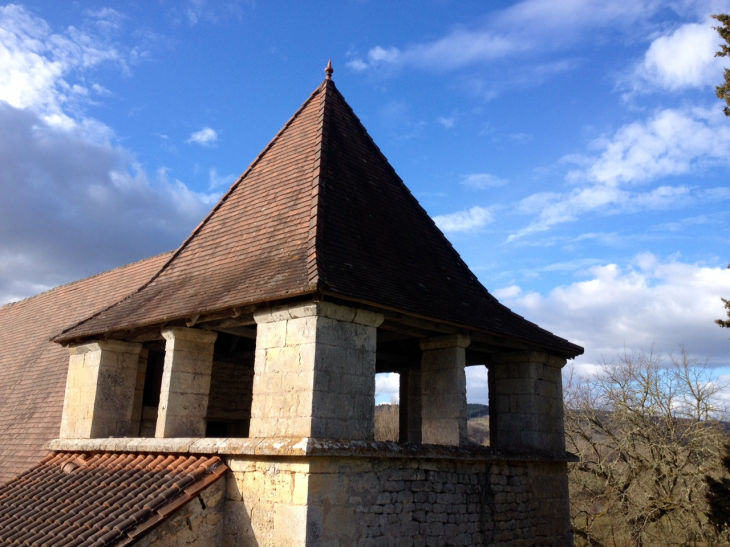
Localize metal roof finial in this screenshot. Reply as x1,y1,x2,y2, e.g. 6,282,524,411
325,60,333,80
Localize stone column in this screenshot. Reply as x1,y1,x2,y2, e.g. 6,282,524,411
129,348,148,437
249,301,384,440
398,368,422,443
489,351,567,452
156,328,218,438
419,334,470,446
60,340,142,439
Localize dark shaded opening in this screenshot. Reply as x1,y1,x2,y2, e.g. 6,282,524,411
142,350,165,407
206,330,256,437
205,421,230,437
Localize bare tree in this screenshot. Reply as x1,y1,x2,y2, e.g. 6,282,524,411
467,419,490,446
707,442,730,534
374,402,399,442
565,348,730,547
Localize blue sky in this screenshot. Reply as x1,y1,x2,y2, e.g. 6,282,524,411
1,0,729,404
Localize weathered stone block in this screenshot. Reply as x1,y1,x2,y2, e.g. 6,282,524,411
257,321,287,349
156,327,217,438
60,340,142,439
489,351,568,452
250,301,378,440
420,339,467,446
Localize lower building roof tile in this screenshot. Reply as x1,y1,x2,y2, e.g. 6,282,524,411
0,451,227,547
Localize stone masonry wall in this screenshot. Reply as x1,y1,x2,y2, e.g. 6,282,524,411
135,475,225,546
224,458,310,547
222,455,572,547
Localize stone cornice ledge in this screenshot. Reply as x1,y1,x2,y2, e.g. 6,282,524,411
45,437,579,463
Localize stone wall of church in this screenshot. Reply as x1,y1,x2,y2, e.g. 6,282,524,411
46,437,574,547
222,454,573,547
135,476,226,546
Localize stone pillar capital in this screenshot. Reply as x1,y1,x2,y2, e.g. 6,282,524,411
67,339,142,356
491,351,567,369
254,301,384,327
419,334,471,351
161,327,218,344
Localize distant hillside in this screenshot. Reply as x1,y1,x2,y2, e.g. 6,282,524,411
467,404,489,419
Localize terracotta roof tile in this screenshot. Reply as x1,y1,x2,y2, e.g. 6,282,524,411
0,253,172,484
0,451,226,547
55,78,582,357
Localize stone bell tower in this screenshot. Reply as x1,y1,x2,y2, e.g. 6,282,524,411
52,62,582,546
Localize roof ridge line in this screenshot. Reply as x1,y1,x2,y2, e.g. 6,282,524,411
306,79,333,290
52,83,326,343
0,251,174,313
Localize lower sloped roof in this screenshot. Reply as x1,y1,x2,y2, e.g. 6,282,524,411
0,451,227,547
0,253,172,485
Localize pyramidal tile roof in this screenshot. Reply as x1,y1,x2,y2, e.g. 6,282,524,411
55,75,582,357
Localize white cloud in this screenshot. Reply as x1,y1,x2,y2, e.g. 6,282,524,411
375,373,400,404
369,46,401,64
509,107,730,240
567,107,730,186
461,173,507,189
0,4,123,127
466,365,489,405
495,254,730,371
508,133,533,144
348,28,511,72
347,0,665,72
632,19,728,92
175,0,245,27
437,116,455,128
0,104,218,304
83,7,128,36
346,58,368,72
434,206,494,232
402,29,515,70
209,167,237,189
494,285,523,299
187,127,218,146
0,6,218,304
